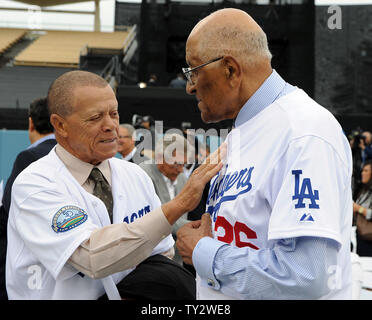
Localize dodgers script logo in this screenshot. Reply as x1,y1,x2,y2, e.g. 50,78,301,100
51,205,88,233
207,165,254,222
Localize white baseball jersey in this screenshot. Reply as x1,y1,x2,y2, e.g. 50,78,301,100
6,149,174,299
198,88,353,299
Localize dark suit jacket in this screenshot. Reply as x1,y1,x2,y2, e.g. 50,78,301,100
0,137,57,300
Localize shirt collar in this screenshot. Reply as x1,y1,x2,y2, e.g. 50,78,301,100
123,147,137,161
234,69,287,128
27,133,55,149
161,172,177,187
55,144,111,186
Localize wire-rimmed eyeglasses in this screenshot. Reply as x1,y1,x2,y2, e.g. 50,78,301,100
182,56,223,85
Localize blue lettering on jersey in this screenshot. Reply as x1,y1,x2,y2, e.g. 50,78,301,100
206,165,254,222
292,170,320,209
123,205,151,224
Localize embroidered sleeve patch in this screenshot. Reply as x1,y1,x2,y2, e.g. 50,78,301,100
52,205,88,233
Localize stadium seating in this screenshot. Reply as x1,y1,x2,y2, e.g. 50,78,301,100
13,29,132,68
0,28,26,55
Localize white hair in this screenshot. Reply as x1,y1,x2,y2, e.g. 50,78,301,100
198,25,272,65
119,123,135,137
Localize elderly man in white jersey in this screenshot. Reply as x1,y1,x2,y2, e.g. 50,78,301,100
176,8,353,299
6,70,224,300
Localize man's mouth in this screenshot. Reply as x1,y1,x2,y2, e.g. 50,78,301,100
101,138,116,143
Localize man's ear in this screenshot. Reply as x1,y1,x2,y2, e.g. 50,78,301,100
50,114,68,138
28,117,34,132
223,56,242,87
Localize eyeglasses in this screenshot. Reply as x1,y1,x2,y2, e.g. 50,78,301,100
182,56,223,85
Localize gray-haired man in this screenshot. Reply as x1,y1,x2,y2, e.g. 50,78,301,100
140,133,193,264
117,123,149,164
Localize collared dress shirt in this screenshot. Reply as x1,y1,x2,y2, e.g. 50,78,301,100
122,147,137,162
161,174,177,200
27,133,55,149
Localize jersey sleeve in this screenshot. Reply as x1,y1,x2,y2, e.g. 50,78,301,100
266,135,351,245
11,179,99,281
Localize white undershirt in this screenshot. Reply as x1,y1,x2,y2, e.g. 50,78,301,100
161,174,177,199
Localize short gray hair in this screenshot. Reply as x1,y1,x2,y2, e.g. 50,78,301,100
47,70,109,117
119,123,135,137
198,26,272,65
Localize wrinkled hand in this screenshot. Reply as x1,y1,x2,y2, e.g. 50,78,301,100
162,143,227,225
179,143,226,212
176,213,213,265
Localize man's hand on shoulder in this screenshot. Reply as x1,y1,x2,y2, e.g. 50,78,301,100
161,143,226,224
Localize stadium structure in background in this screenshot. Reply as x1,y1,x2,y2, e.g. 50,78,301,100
116,0,315,130
0,0,371,133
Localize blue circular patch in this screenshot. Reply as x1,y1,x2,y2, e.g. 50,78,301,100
51,205,88,233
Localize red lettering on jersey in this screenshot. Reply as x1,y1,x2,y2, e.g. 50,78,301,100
214,217,259,250
234,221,259,249
214,216,234,244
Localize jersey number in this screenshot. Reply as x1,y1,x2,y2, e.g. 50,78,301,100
214,216,259,250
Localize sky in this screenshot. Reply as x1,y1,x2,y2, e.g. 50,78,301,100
0,0,371,32
0,0,116,31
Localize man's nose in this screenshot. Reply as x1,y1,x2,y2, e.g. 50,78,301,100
186,81,196,95
102,115,117,131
